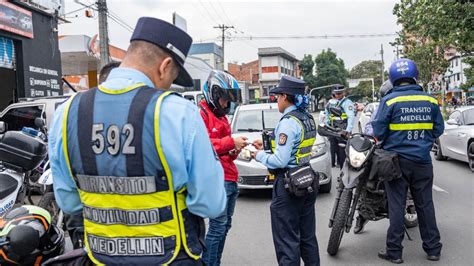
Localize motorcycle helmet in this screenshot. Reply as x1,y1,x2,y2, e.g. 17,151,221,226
388,58,419,86
379,80,394,99
0,205,64,265
203,70,241,117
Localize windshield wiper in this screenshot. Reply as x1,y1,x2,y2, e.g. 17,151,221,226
237,128,262,132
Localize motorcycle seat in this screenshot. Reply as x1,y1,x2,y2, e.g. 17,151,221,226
0,173,19,200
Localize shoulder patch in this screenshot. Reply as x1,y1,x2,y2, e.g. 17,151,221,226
278,133,288,145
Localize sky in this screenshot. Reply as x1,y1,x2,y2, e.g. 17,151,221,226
59,0,401,71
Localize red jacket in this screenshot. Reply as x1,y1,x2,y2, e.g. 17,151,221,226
199,100,238,182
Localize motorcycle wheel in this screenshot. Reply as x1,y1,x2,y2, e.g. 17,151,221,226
327,188,353,256
38,192,62,228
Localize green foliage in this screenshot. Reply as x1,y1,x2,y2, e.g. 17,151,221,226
461,57,474,90
393,0,474,85
299,49,348,109
350,60,384,99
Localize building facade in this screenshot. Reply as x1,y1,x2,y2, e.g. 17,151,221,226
189,42,223,70
258,47,299,98
0,0,62,110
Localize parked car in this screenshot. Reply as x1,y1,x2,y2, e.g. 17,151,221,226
181,91,205,105
0,96,70,131
231,103,332,193
433,106,474,172
358,102,379,133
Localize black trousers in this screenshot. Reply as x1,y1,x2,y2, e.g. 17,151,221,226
384,157,442,259
328,136,338,167
335,139,346,169
270,177,320,266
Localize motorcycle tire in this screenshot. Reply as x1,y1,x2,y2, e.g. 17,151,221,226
38,192,62,227
327,188,353,256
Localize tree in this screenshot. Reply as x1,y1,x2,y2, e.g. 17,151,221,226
393,0,474,85
461,57,474,90
350,60,384,100
299,49,348,110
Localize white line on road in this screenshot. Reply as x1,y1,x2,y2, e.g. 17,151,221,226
432,184,449,193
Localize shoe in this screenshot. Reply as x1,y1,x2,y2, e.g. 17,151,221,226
427,254,440,261
378,250,403,264
354,215,368,234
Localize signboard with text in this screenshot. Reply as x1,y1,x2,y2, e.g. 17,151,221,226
0,1,33,38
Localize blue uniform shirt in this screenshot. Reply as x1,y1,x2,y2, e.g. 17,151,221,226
256,105,302,169
372,84,444,163
339,97,355,132
48,67,226,218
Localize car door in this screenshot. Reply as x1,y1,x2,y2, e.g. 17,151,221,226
454,109,474,162
442,111,462,159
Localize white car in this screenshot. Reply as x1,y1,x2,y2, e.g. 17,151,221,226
231,103,333,193
358,102,379,133
434,106,474,172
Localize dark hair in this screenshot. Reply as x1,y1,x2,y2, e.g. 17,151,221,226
285,94,295,104
99,61,121,83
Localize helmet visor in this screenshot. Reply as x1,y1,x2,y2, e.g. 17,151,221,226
215,86,241,103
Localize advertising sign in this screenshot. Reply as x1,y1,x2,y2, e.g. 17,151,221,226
0,1,33,38
0,36,15,69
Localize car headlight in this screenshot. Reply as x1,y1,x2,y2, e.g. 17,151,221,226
348,146,369,168
311,142,327,158
238,149,252,161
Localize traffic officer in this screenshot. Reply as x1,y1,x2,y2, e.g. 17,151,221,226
252,76,320,266
325,85,355,168
48,17,226,265
373,58,444,263
325,93,339,167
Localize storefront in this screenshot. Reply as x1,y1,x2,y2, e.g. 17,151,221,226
0,1,62,110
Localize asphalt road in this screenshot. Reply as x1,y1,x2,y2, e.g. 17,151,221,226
220,155,473,266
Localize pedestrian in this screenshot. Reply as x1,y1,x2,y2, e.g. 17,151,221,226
198,70,247,266
48,17,226,265
252,76,320,266
373,58,444,264
325,93,339,168
325,85,355,168
98,61,121,84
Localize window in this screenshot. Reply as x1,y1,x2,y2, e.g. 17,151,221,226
463,109,474,125
455,58,459,67
457,73,460,81
448,111,462,124
0,105,44,131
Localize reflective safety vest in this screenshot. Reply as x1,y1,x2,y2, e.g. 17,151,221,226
329,98,348,128
62,84,203,265
271,110,317,166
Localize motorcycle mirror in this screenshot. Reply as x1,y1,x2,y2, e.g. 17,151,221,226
329,106,343,117
0,121,6,134
7,225,40,257
35,117,46,129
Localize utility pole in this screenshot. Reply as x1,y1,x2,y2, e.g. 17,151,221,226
97,0,110,68
380,44,385,84
214,24,234,70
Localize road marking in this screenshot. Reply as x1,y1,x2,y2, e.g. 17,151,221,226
432,184,449,194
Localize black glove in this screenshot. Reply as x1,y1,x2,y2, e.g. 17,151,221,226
341,130,351,139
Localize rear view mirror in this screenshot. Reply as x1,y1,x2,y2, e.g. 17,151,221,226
0,121,6,133
329,107,343,117
34,117,45,129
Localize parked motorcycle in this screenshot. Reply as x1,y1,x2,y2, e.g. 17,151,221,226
0,120,61,227
318,107,418,256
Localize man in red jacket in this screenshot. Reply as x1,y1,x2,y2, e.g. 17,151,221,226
199,70,247,266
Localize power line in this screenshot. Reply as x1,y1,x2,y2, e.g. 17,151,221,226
229,33,397,40
64,3,95,16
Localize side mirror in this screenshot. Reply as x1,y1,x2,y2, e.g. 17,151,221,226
0,121,6,133
34,117,45,129
446,119,460,126
329,106,343,117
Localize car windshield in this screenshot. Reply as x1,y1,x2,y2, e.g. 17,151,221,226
233,109,281,132
463,109,474,125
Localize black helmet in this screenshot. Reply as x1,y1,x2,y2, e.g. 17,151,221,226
0,205,65,265
203,70,241,117
379,80,393,99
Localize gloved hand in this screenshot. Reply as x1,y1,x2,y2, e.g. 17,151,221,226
341,130,351,139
